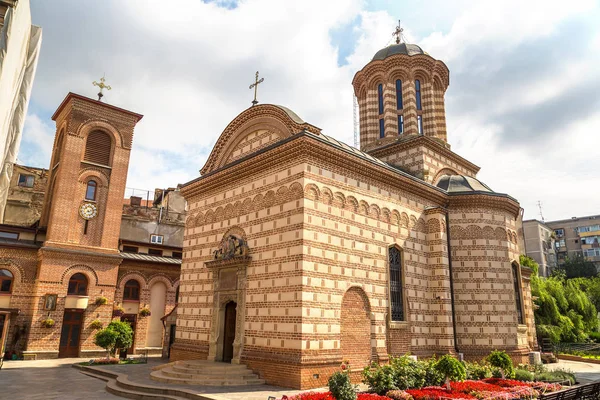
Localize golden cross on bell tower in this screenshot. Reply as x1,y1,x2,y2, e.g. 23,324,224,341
92,74,112,102
249,71,264,106
393,20,404,44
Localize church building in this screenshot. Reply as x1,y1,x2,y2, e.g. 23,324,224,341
169,40,536,389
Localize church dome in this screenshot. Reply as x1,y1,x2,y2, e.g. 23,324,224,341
436,175,495,194
372,43,426,61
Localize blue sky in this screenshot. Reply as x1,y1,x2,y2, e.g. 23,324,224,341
22,0,600,221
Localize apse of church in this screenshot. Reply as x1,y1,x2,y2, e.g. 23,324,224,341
171,36,535,390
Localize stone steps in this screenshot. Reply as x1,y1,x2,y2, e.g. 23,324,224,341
149,360,264,386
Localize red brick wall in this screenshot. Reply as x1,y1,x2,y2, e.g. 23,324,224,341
340,287,371,369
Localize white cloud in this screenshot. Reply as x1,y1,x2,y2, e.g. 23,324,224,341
20,113,54,167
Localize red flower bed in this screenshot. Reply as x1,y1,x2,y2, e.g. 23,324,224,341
450,381,506,393
482,378,529,388
406,388,477,399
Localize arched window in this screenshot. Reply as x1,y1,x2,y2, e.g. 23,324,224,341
67,273,88,296
53,131,64,168
389,247,404,321
379,119,385,138
84,130,112,166
415,80,422,110
377,84,384,115
398,115,404,134
124,279,140,301
85,180,97,201
0,270,13,293
512,263,524,324
395,80,403,109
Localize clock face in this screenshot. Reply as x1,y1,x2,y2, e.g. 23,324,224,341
79,202,98,220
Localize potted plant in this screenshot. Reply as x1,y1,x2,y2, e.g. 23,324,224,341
112,306,125,317
139,307,151,317
41,318,55,328
89,319,103,330
95,296,108,305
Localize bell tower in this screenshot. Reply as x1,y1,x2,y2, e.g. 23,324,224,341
352,28,479,184
40,92,143,252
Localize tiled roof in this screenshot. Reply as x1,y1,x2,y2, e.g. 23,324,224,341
120,252,182,265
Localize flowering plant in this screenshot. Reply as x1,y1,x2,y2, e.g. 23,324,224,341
41,318,55,328
95,296,108,305
89,319,103,330
139,307,151,317
406,388,477,399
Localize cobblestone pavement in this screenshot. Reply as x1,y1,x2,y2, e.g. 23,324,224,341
1,358,122,399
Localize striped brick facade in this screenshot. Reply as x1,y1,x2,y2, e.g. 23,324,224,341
172,96,534,388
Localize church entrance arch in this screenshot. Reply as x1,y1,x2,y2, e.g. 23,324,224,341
206,228,250,364
340,287,372,369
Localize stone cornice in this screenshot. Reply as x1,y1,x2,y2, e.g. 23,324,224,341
39,244,123,264
182,132,449,205
367,135,481,175
447,192,521,218
205,256,251,270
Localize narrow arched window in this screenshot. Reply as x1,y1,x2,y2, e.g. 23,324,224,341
389,247,404,321
175,285,180,304
85,180,97,201
124,279,140,301
84,130,112,166
68,273,88,296
0,270,13,293
396,80,403,109
377,84,384,115
512,263,524,324
398,115,404,134
415,80,422,110
379,119,385,138
53,131,64,168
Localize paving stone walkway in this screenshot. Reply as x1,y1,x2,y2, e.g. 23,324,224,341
1,358,122,399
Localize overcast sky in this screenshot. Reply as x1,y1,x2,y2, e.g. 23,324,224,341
21,0,600,221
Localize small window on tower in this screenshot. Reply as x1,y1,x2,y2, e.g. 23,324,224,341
395,79,403,109
150,234,163,244
415,80,422,110
398,115,404,134
417,116,423,135
85,180,97,201
379,119,385,138
18,174,34,188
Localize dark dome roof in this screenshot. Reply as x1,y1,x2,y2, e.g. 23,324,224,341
436,175,495,194
372,43,426,61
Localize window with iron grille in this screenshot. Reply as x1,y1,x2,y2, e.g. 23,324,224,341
389,246,404,321
512,263,524,324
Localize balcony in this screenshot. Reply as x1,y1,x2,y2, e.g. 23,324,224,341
65,295,89,309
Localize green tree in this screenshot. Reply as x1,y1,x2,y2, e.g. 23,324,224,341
106,320,133,356
488,350,514,379
94,328,118,358
557,254,598,279
434,355,466,391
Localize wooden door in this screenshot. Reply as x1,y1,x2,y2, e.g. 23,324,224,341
119,314,137,358
222,302,236,362
58,310,83,358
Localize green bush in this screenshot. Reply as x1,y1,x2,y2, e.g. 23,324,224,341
107,320,134,355
362,363,397,395
465,361,492,380
434,355,466,391
328,371,356,400
589,331,600,343
535,369,576,385
514,369,534,381
94,328,118,358
389,356,426,390
487,350,514,378
421,357,444,387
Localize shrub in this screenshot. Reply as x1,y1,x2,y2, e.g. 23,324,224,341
362,363,397,395
514,369,534,381
94,328,119,358
535,369,576,385
389,356,426,390
487,350,514,378
386,390,414,400
589,331,600,343
328,371,356,400
420,357,444,387
434,355,466,391
107,320,134,355
91,357,119,365
465,361,492,380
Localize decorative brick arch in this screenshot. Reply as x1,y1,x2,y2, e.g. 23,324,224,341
118,272,148,290
76,119,124,148
0,259,25,284
61,265,99,286
432,168,459,185
340,286,372,369
78,168,109,187
148,274,174,290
